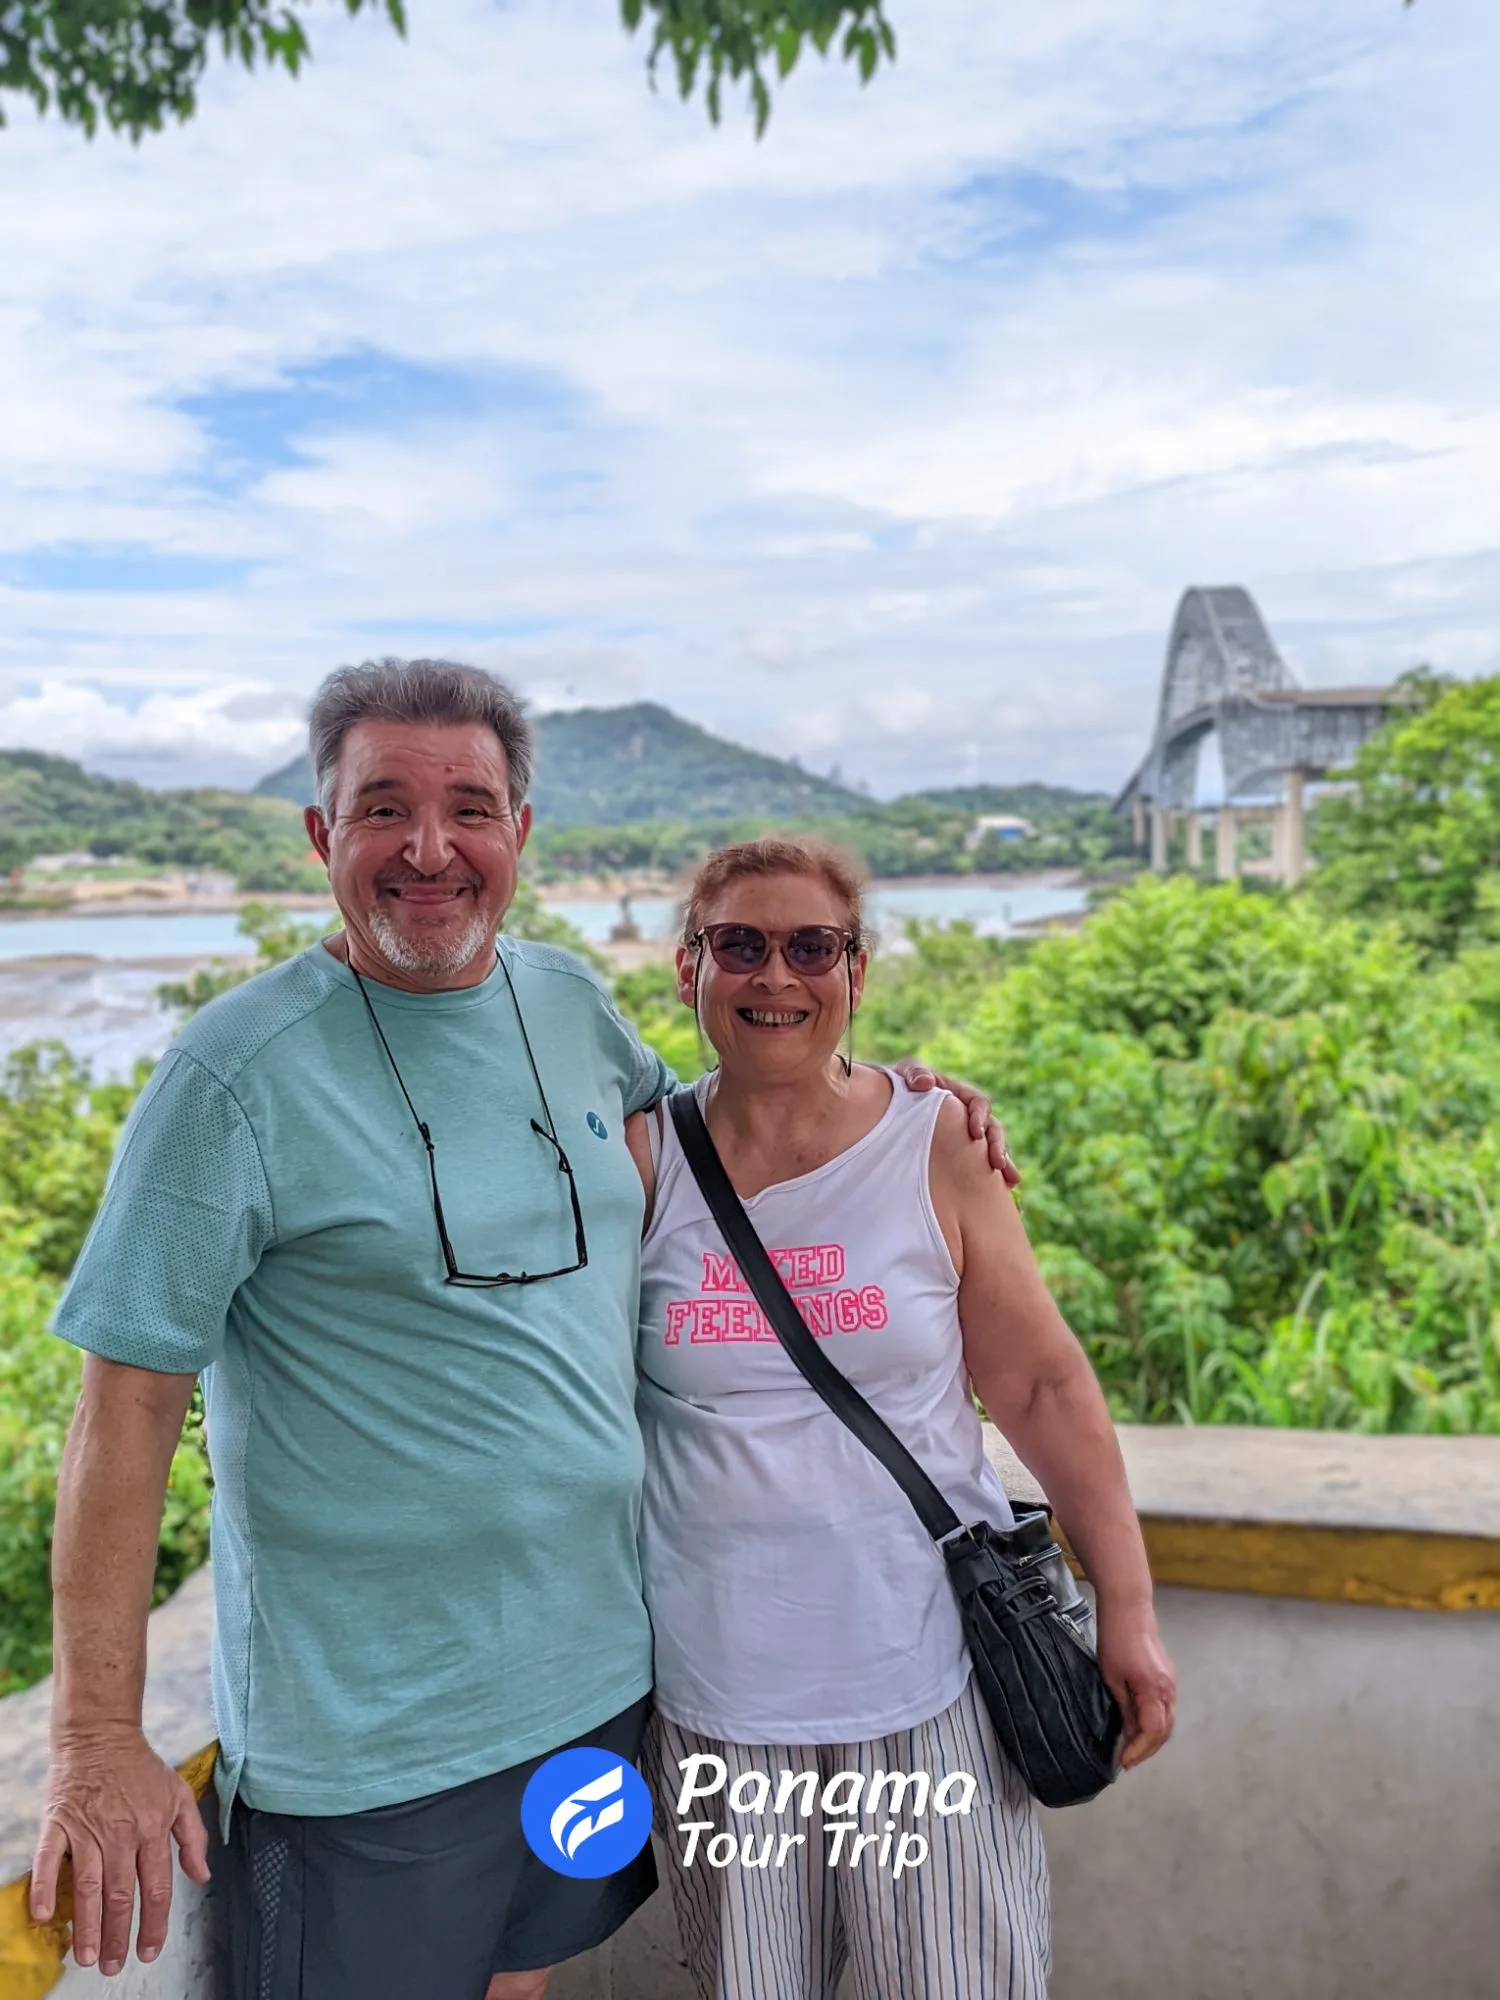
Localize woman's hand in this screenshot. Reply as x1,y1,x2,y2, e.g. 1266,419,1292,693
1096,1601,1177,1771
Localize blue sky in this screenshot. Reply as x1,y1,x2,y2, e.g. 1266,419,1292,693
1,0,1496,796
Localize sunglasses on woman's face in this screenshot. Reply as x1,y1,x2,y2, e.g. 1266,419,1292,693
689,923,855,977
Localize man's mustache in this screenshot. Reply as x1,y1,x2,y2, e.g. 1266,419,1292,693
374,869,485,890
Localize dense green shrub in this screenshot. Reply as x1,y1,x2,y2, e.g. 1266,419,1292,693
611,961,705,1081
0,1047,141,1280
925,876,1500,1432
0,1224,212,1695
1311,671,1500,956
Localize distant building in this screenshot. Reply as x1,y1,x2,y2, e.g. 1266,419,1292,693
966,814,1035,850
29,850,109,872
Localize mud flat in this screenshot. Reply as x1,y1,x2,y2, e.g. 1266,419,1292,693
0,953,235,1078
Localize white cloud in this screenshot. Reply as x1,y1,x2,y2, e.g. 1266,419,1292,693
0,680,306,784
0,0,1496,797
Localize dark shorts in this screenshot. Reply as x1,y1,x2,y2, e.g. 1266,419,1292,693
218,1697,657,2000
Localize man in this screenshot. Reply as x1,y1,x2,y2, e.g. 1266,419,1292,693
31,658,1011,2000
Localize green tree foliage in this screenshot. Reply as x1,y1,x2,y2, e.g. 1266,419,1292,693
3,0,892,138
0,1078,211,1693
1,0,404,138
0,1046,141,1280
856,921,1021,1060
612,959,704,1079
1311,673,1500,958
0,1244,213,1692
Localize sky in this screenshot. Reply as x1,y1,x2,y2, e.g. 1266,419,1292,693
2,0,1497,799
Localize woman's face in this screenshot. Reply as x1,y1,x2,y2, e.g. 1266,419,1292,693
675,870,868,1078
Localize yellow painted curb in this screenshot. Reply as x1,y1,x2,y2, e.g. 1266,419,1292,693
0,1748,217,2000
1140,1517,1500,1611
0,1876,69,2000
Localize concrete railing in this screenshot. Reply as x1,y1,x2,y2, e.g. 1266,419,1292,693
4,1426,1498,2000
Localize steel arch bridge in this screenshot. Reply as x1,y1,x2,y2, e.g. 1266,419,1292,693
1115,587,1402,817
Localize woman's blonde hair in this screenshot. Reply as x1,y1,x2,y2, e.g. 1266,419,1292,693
682,836,868,945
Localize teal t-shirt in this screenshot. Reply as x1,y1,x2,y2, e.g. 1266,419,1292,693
55,938,670,1821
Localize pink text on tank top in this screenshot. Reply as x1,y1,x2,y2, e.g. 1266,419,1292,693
663,1243,890,1345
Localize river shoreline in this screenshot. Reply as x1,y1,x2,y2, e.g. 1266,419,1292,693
0,872,1097,1078
0,867,1087,924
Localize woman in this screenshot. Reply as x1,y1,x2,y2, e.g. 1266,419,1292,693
625,836,1174,2000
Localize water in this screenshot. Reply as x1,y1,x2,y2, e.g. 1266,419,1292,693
547,877,1087,944
0,877,1088,1077
0,908,337,963
0,879,1085,962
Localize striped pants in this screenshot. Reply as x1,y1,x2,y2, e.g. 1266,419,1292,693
641,1676,1050,2000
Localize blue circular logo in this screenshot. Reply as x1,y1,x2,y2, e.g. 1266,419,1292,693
520,1747,653,1879
586,1112,609,1140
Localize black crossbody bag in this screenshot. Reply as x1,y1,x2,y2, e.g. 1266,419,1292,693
668,1089,1124,1810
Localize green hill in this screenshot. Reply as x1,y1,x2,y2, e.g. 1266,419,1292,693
0,750,318,889
0,721,1126,897
893,782,1110,814
255,702,866,825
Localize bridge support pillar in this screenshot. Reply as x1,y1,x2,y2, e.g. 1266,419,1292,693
1149,805,1168,872
1275,770,1308,886
1185,814,1203,870
1132,796,1146,850
1216,807,1239,881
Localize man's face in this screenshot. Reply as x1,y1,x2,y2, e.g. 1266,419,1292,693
305,719,532,991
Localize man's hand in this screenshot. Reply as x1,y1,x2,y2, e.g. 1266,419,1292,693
1096,1603,1177,1772
890,1058,1020,1185
30,1726,210,1975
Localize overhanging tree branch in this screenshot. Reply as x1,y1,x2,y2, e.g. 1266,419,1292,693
0,0,896,139
621,0,895,136
0,0,405,138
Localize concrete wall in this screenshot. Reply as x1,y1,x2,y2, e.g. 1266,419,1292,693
556,1579,1500,2000
1045,1585,1500,2000
4,1433,1498,2000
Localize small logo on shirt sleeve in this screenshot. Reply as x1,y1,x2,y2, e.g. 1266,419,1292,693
587,1112,609,1140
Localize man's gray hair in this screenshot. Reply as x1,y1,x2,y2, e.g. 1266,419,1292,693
309,658,534,815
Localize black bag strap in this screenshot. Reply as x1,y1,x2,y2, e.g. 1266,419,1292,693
669,1089,964,1546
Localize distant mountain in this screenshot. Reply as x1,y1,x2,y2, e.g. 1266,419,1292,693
255,701,868,826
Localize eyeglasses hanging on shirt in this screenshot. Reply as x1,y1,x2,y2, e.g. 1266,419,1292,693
351,954,588,1288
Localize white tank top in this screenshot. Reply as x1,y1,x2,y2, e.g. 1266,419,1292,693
636,1072,1016,1744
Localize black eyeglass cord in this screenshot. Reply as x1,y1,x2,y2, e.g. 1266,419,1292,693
348,947,587,1286
351,949,559,1149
